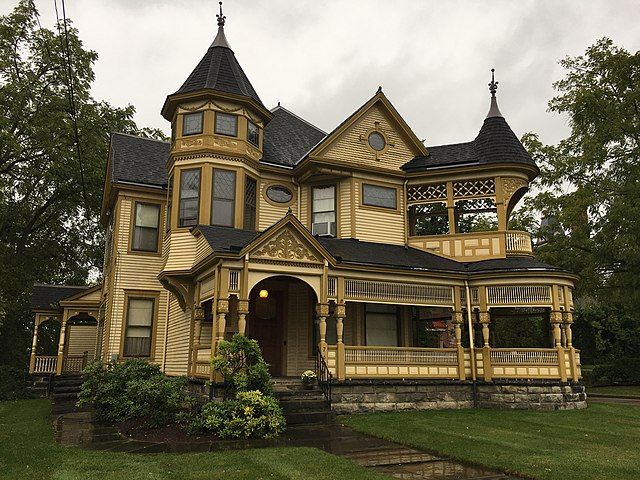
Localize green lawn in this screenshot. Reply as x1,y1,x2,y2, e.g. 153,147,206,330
0,399,388,480
344,403,640,480
588,385,640,397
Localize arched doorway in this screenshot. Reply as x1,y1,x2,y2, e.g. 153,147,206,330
248,276,317,377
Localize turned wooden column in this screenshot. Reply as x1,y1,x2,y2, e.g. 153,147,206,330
563,310,579,381
190,306,205,376
317,303,329,359
335,303,346,381
55,316,68,376
237,299,249,336
29,318,40,374
215,298,229,350
478,311,492,381
452,311,466,380
550,310,567,381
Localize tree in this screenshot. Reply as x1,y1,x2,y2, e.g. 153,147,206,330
520,38,640,362
0,1,166,370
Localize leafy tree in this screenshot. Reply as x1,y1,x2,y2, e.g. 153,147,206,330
0,1,166,370
520,38,640,362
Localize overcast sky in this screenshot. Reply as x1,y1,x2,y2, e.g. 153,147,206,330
4,0,640,146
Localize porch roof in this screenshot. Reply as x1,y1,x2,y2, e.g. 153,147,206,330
31,284,90,311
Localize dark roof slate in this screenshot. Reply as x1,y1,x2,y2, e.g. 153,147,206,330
31,284,90,310
262,106,326,167
197,225,262,253
402,117,537,172
110,133,169,188
463,256,566,273
174,45,264,109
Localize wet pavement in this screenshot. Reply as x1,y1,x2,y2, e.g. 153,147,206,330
52,400,520,479
588,395,640,406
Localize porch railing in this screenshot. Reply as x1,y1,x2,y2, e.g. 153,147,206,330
33,356,57,374
490,348,558,365
62,353,91,373
345,346,458,365
315,347,332,405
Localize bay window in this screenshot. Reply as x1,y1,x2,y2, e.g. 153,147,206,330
211,169,236,227
178,168,200,227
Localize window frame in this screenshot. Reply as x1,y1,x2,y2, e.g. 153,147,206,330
166,174,173,232
211,168,237,227
243,175,257,230
215,112,239,137
178,168,201,228
311,184,337,237
182,111,204,136
247,120,260,147
130,201,162,253
121,292,158,359
361,182,398,211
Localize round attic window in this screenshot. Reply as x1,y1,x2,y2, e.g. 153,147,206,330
368,132,386,151
266,185,293,204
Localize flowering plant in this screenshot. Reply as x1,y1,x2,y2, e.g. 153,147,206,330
301,370,317,385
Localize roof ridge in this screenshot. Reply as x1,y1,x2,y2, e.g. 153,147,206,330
111,131,169,145
271,105,327,135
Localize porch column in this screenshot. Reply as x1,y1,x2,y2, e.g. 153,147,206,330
563,311,579,381
29,317,40,374
550,310,567,381
316,303,329,359
215,298,229,351
55,315,68,375
190,306,205,377
335,303,346,381
237,299,249,336
452,311,466,380
479,311,492,381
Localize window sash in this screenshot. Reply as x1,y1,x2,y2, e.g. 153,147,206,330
212,169,236,227
363,184,397,209
215,112,238,136
124,298,154,357
132,204,160,251
179,169,200,227
244,177,257,230
182,112,203,136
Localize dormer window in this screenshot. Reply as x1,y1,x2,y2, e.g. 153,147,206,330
182,112,203,136
215,112,238,136
247,120,260,147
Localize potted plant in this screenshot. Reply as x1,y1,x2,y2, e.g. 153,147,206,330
301,370,317,389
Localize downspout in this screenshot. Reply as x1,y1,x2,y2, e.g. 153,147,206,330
403,179,408,245
161,292,170,372
465,280,478,408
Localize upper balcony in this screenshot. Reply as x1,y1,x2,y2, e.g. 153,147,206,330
408,230,533,262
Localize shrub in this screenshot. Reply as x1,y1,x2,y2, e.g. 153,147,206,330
591,357,640,385
77,359,192,426
200,390,285,439
0,366,31,401
212,334,272,397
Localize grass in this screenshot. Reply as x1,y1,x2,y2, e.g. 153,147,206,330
588,385,640,397
344,403,640,480
0,399,388,480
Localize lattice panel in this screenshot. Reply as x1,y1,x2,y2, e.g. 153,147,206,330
487,285,552,305
407,183,447,203
453,179,495,197
344,279,453,305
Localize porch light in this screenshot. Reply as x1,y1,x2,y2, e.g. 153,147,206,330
259,289,269,299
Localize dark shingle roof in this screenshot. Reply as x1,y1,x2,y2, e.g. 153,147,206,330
463,256,567,273
31,284,89,310
174,45,264,109
110,133,169,188
262,106,326,167
402,116,537,172
197,225,262,253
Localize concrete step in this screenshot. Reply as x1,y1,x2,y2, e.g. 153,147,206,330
284,410,334,425
279,398,329,413
54,385,82,394
52,392,80,401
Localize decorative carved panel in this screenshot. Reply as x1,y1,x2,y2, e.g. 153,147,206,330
502,177,528,204
253,230,321,262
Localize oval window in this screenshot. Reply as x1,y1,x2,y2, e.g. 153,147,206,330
368,132,386,151
266,185,293,203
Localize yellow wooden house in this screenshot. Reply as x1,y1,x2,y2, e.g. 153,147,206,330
30,9,584,410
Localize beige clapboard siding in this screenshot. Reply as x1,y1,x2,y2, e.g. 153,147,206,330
164,293,191,376
339,178,353,238
66,325,97,356
321,104,415,171
300,186,309,227
164,230,198,271
285,281,314,375
194,234,213,266
353,179,405,245
258,180,297,230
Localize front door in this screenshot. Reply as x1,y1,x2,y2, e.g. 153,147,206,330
248,289,284,376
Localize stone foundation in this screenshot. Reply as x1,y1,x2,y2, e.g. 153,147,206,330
331,380,587,413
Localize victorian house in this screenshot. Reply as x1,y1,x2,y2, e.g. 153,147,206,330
30,7,583,409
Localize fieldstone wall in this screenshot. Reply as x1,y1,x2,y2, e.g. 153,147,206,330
331,380,586,413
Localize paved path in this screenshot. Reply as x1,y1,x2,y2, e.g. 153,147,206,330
52,400,520,479
588,395,640,406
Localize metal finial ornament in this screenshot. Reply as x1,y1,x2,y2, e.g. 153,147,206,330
217,1,226,27
488,68,498,98
377,85,383,94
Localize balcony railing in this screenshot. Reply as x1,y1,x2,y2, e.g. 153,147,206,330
408,230,533,260
505,231,533,255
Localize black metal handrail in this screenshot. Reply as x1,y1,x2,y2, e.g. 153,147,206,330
315,346,332,405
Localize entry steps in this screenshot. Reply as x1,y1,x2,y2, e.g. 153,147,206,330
272,377,334,426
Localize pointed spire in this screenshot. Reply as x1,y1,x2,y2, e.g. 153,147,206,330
211,1,232,50
486,68,503,118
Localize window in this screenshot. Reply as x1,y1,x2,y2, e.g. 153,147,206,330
266,185,293,204
247,120,260,147
363,183,397,209
166,174,173,232
312,185,336,237
182,112,203,136
454,198,498,233
132,203,160,252
368,132,385,151
215,112,238,136
211,169,236,227
243,176,257,230
365,303,398,346
178,168,200,227
409,202,449,236
124,297,154,357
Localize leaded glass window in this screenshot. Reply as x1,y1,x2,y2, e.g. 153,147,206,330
215,112,238,136
247,120,259,147
243,176,257,230
179,168,200,227
132,203,160,252
124,297,154,357
182,112,203,136
362,183,397,209
212,169,236,227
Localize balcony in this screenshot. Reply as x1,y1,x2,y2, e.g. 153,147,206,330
408,230,533,261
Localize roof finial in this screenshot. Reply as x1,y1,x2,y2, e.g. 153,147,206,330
377,85,383,94
488,68,498,98
217,1,226,27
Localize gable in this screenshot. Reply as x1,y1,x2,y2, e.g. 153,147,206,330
310,94,427,172
250,227,324,264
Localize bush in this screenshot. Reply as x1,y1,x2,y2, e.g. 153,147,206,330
590,357,640,385
0,366,31,401
77,359,192,426
200,390,285,439
212,334,272,397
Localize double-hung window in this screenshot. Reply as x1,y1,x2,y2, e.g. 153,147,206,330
178,168,200,227
244,176,257,230
132,203,160,252
211,169,236,227
311,186,336,237
124,297,155,357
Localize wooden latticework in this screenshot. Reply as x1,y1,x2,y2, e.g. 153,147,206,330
407,183,447,203
453,179,495,197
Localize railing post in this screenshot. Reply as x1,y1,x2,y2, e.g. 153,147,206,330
335,303,346,381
